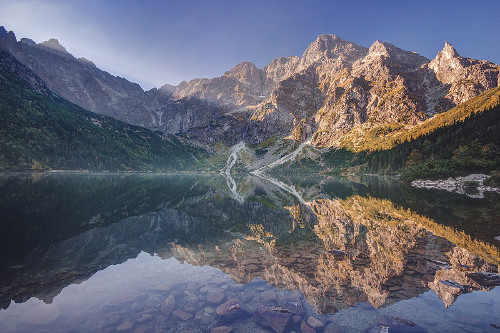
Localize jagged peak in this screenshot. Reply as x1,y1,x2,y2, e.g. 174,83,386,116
77,57,96,67
39,38,68,53
299,34,368,69
20,38,36,46
306,34,359,53
0,26,17,45
226,61,259,72
364,39,428,66
223,61,261,80
315,34,345,42
368,40,390,56
440,41,460,59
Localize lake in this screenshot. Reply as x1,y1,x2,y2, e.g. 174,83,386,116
0,173,499,333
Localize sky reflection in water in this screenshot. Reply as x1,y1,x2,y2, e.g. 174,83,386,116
0,173,498,332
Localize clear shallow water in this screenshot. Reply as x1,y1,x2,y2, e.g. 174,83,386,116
0,173,499,332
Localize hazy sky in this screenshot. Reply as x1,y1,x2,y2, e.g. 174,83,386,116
1,0,499,90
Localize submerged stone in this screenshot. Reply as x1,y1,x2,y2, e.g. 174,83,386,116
207,289,226,305
172,309,193,321
307,316,325,330
211,326,233,333
161,295,176,315
216,299,251,323
255,305,293,333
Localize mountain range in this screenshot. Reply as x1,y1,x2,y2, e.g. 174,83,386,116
1,26,499,176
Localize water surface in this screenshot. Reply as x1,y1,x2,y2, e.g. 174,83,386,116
0,173,499,332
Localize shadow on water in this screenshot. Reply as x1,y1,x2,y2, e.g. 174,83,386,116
0,172,498,332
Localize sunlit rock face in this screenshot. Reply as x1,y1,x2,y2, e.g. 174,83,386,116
1,26,498,146
429,42,500,105
250,39,499,147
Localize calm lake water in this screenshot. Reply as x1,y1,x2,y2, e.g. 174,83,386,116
0,173,499,333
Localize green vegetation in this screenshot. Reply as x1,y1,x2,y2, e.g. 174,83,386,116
279,87,500,181
342,87,500,152
0,51,209,171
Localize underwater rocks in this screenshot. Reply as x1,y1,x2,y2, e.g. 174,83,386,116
255,305,293,333
364,315,428,333
160,295,176,315
216,299,251,323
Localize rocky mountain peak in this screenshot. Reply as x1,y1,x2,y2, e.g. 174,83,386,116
365,40,428,67
224,61,260,79
367,40,389,56
297,34,368,71
442,42,460,59
428,42,465,83
39,38,68,53
263,56,300,83
77,57,96,67
223,61,264,93
428,42,499,103
19,38,36,46
0,26,17,50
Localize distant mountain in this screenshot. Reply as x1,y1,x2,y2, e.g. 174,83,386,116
169,34,500,146
1,25,499,160
251,38,499,147
0,27,227,137
0,48,208,171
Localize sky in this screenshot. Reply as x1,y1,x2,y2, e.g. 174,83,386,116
0,0,499,90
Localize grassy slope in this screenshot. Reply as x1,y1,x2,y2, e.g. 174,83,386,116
0,50,209,172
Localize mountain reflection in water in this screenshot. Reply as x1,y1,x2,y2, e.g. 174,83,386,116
0,173,499,333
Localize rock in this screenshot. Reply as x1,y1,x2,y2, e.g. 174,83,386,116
160,295,176,315
277,294,305,315
467,272,500,287
186,282,198,290
172,309,193,321
307,316,324,330
211,326,233,333
241,291,254,303
260,290,277,303
216,299,251,323
22,304,61,325
300,320,316,333
183,306,196,314
255,305,293,333
377,315,427,332
117,321,134,332
207,289,226,305
292,315,302,324
137,314,153,323
324,322,344,333
107,314,122,325
200,287,208,294
133,326,154,333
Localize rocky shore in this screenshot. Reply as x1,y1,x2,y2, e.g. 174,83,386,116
411,174,500,198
